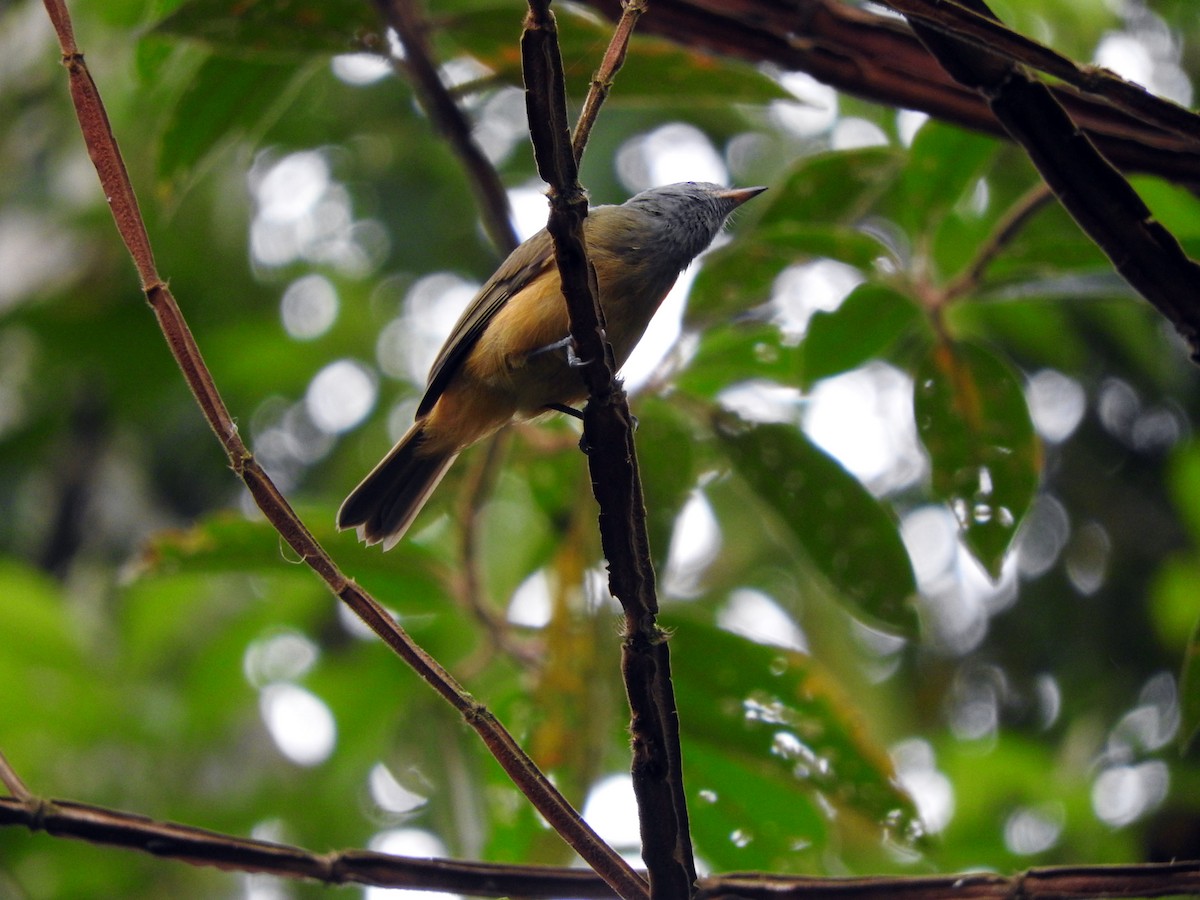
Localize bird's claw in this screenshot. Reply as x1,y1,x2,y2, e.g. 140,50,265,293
530,335,592,368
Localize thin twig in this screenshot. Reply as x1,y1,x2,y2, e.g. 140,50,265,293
377,0,519,255
454,430,545,673
938,180,1055,305
38,2,644,897
571,0,648,165
0,750,33,802
520,2,695,897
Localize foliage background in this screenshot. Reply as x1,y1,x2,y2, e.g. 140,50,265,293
3,0,1200,896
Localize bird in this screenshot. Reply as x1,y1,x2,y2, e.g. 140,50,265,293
337,181,767,549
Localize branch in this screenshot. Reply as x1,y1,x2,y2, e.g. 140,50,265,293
579,0,1200,186
376,0,519,255
520,2,695,897
904,0,1200,358
572,0,648,165
937,180,1055,305
5,784,1200,899
38,2,644,898
0,791,620,897
694,865,1200,899
877,0,1200,146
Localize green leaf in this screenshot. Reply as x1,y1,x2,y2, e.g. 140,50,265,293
687,148,903,328
676,323,799,398
759,147,905,228
800,283,923,387
635,397,702,565
671,617,919,866
136,511,447,619
152,0,376,57
688,224,892,327
159,53,315,188
714,418,919,635
913,339,1040,578
893,122,999,242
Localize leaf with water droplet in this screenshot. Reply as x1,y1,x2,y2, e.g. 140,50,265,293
671,618,921,869
715,418,918,635
914,339,1040,578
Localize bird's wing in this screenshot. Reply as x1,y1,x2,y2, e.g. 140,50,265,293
417,229,556,418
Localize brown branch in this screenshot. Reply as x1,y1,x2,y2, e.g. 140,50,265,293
0,751,33,803
376,0,519,255
0,792,621,897
695,865,1200,899
878,0,1200,146
572,0,648,165
39,2,645,898
5,785,1200,899
520,3,694,898
938,180,1055,305
904,0,1200,358
578,0,1200,186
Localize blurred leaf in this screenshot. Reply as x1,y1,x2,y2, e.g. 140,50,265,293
688,148,903,328
158,53,315,189
676,323,799,398
800,283,924,387
135,511,451,623
152,0,376,57
893,122,999,242
688,223,892,327
1150,557,1200,651
914,339,1040,578
635,397,703,565
759,148,904,228
671,617,918,866
714,418,919,635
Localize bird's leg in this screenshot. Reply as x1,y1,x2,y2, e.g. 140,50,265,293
527,335,592,368
544,402,583,420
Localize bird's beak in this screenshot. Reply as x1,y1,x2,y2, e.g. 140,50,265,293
715,185,768,207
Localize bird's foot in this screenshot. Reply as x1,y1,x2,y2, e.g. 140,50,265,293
529,335,592,368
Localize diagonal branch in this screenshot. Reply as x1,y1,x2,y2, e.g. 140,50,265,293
878,0,1200,146
38,2,644,898
579,0,1200,186
520,2,696,897
904,0,1200,358
376,0,519,255
571,0,648,165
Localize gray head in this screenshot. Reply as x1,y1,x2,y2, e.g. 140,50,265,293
619,181,767,266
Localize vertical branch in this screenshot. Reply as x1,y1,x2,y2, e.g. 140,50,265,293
375,0,518,255
521,3,696,897
38,2,646,898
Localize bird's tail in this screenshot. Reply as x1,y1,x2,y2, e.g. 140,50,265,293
337,422,457,550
